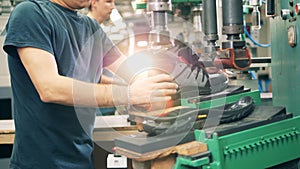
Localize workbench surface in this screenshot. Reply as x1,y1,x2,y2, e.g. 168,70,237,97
0,115,137,144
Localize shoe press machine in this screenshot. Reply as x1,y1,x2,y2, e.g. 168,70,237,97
114,0,300,168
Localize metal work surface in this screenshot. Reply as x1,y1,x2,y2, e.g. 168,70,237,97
115,131,195,154
206,105,290,137
181,87,261,109
0,115,135,144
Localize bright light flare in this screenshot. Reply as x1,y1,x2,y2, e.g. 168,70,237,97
136,41,148,47
126,51,154,77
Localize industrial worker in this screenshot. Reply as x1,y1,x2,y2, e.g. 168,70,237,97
87,0,116,85
87,0,117,116
3,0,178,169
87,0,115,25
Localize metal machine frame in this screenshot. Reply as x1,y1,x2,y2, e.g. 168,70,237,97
174,116,300,169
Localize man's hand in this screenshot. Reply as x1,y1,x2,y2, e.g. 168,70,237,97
129,74,178,108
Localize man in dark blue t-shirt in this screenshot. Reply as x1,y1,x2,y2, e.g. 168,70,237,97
3,0,178,168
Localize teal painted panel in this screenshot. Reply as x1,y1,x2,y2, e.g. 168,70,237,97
270,0,300,116
194,116,300,169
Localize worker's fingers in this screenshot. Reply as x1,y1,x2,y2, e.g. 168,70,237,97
150,89,178,96
131,96,173,106
128,73,178,106
150,96,173,102
149,74,175,83
153,82,178,90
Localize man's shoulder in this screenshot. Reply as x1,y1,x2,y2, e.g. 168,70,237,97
82,15,104,33
14,0,43,8
12,0,47,14
8,0,52,26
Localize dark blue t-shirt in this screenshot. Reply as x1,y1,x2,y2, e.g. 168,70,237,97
3,0,121,168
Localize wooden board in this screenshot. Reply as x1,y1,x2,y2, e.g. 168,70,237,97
150,155,176,169
0,120,15,144
0,116,136,144
0,133,14,144
115,141,208,162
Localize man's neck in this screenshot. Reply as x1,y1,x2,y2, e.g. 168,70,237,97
50,0,88,11
87,12,103,24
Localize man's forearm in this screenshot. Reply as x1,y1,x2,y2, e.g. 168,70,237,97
40,75,128,108
17,47,128,108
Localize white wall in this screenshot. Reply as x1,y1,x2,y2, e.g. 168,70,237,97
0,14,10,87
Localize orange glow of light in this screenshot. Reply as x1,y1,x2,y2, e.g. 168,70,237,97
126,52,154,76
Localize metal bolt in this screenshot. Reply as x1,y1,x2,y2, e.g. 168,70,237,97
281,9,291,20
249,0,260,6
290,0,294,6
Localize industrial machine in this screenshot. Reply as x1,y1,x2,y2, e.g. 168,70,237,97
270,0,300,117
114,0,300,168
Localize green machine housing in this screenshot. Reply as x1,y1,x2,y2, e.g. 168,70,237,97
174,88,300,169
121,0,300,168
172,0,300,167
270,0,300,117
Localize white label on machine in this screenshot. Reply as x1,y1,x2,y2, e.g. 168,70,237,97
107,154,127,168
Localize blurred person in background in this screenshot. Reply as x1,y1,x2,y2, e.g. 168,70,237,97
87,0,118,115
87,0,115,25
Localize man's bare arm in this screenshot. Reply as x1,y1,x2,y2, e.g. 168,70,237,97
18,47,178,108
17,47,124,107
